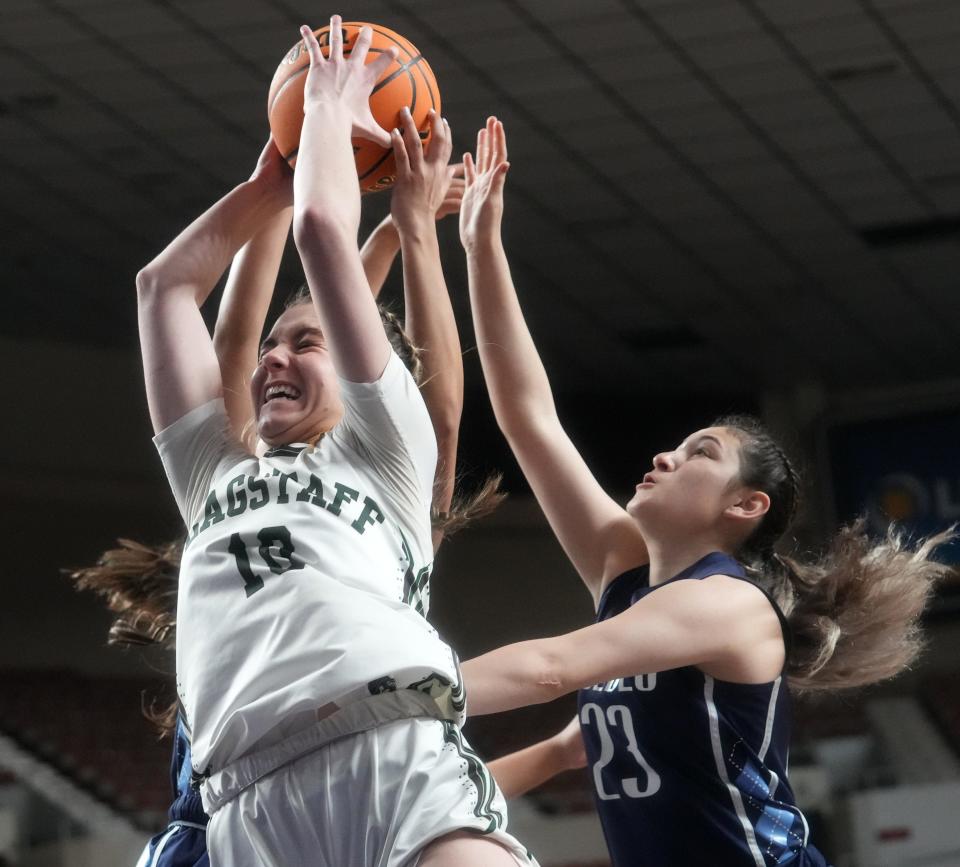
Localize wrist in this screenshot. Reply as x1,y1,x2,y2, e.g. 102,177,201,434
395,213,438,245
375,214,400,240
464,233,503,258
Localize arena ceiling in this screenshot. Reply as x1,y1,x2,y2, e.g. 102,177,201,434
3,0,960,400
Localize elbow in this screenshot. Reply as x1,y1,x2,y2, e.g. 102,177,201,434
293,205,354,253
135,263,163,307
530,642,572,704
431,406,462,450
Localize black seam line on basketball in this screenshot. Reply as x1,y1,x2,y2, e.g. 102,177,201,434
269,47,399,117
372,54,425,95
377,2,766,386
359,57,425,181
417,58,439,111
358,67,418,182
442,722,503,832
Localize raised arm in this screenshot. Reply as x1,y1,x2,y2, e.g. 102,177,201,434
360,166,463,298
137,140,292,434
292,19,397,383
390,109,463,549
459,118,647,603
462,575,785,716
213,179,293,447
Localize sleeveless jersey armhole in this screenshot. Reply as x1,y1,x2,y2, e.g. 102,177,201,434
725,574,793,671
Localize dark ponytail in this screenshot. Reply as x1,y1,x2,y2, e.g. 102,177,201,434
717,415,953,693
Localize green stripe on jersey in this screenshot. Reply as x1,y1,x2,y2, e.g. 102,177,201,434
441,721,504,833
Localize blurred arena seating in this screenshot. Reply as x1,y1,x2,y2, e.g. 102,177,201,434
0,670,172,832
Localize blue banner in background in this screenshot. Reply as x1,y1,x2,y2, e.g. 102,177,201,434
827,407,960,565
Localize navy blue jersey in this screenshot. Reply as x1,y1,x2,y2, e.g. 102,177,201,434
578,552,829,867
136,717,208,867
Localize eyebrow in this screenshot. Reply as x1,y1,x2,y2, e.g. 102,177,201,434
259,326,325,356
679,434,724,451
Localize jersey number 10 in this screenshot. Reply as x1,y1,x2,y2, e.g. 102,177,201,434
228,525,304,597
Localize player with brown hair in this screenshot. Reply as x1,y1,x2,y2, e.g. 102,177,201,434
127,20,532,867
455,116,951,867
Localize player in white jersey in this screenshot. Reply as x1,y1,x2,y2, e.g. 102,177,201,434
135,17,533,867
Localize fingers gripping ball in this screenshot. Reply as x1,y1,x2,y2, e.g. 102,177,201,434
268,22,441,193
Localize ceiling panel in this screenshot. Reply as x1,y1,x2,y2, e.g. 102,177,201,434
1,0,958,397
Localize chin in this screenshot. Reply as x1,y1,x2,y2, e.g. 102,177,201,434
256,411,302,446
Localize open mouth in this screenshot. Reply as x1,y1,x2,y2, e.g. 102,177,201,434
264,383,302,404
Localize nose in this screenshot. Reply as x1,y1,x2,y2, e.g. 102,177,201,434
653,451,675,472
261,344,290,370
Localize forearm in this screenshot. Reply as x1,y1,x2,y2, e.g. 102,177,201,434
466,237,559,435
214,206,292,353
360,216,401,297
137,177,281,308
462,638,566,717
293,104,390,381
401,220,464,434
488,736,569,800
215,207,292,441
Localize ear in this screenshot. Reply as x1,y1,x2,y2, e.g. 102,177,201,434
724,489,770,522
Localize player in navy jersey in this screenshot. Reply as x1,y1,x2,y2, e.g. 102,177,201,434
456,117,952,867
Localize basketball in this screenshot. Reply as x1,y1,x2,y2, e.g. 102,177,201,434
267,22,441,193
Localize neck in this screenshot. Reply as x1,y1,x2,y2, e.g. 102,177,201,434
644,535,732,587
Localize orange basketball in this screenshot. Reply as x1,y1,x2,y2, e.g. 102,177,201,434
267,22,441,193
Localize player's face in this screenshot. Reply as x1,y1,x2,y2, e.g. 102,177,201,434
251,303,343,445
626,426,748,535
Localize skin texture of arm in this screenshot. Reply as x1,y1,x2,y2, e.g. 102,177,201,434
487,717,586,800
137,140,292,435
389,109,463,550
292,19,397,384
462,575,785,717
213,204,293,447
460,118,648,605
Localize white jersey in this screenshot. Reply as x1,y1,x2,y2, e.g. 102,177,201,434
154,353,460,773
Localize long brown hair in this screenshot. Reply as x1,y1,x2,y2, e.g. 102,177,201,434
718,414,954,693
68,538,180,649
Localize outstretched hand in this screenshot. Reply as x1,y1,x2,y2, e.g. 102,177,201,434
459,116,509,252
390,107,454,235
299,16,397,148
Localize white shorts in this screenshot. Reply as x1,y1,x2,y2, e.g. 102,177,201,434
202,692,537,867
